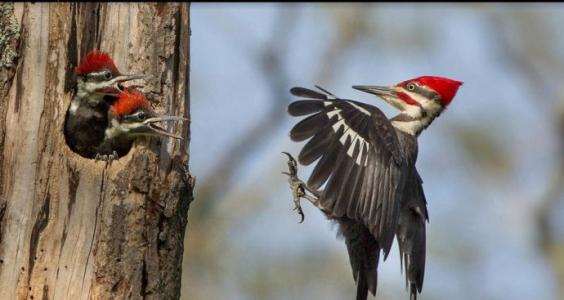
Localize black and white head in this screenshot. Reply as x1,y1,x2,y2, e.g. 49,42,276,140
353,76,463,135
74,50,144,99
106,89,187,140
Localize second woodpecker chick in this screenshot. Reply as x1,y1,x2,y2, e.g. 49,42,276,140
64,50,145,158
94,89,186,159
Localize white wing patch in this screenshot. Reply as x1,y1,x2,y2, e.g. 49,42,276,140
325,102,371,166
347,101,371,116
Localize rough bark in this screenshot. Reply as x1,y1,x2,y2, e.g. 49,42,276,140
0,3,194,300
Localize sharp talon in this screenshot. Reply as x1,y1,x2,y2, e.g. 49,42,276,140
298,210,304,223
94,151,119,164
105,151,118,166
283,150,310,223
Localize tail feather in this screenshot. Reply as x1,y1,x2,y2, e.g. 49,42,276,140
397,172,428,299
337,219,380,300
356,268,368,300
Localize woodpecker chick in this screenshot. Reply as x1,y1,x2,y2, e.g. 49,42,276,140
64,50,145,158
94,89,186,159
285,76,462,300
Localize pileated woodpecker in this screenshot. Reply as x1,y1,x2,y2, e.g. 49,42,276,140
64,50,144,158
284,76,462,300
94,88,186,158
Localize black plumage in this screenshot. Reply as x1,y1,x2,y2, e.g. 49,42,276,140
288,86,427,299
64,95,117,158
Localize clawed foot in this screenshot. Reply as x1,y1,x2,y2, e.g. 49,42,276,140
282,152,308,223
94,151,119,166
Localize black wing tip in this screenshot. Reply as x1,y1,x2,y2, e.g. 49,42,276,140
380,232,395,260
289,86,313,96
289,86,329,99
289,86,303,95
314,85,337,98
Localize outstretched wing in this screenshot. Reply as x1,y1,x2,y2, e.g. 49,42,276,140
288,86,409,256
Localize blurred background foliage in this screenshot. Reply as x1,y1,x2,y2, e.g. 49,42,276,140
182,3,564,300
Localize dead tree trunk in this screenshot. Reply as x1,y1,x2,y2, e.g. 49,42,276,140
0,3,194,299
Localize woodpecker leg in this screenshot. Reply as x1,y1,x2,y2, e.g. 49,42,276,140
94,153,107,162
94,151,119,165
105,151,119,166
282,152,321,223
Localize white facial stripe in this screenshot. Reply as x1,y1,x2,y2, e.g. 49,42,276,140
88,71,108,77
380,94,409,112
105,119,125,139
392,119,423,136
402,90,442,115
80,81,108,94
402,90,428,104
391,102,443,136
105,118,152,140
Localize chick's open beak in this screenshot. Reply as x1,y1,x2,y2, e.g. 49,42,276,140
143,115,188,139
98,74,147,96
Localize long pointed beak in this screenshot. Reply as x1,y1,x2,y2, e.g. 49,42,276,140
353,85,411,112
113,74,147,83
143,115,188,139
352,85,398,98
98,74,148,96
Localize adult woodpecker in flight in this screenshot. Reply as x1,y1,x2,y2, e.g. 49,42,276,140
64,50,145,159
93,88,186,158
284,76,462,300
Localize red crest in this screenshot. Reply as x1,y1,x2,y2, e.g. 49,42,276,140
112,89,151,117
398,76,463,106
75,50,121,76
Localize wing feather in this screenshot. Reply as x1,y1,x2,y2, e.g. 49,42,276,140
288,100,325,116
298,125,333,165
307,131,341,189
290,87,328,99
288,86,413,257
290,112,329,141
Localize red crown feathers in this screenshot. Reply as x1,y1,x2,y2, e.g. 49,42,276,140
75,50,121,76
398,76,463,106
112,89,151,117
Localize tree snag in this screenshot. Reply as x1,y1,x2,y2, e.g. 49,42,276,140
0,3,194,300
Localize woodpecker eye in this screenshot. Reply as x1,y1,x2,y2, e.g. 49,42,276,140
137,112,147,121
406,83,416,91
103,70,112,80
